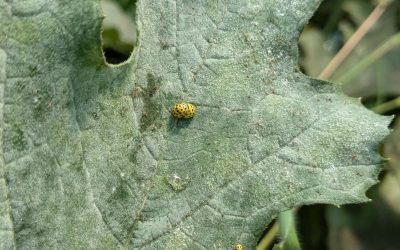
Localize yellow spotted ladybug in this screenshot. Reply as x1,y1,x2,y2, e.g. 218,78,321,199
234,244,243,250
171,102,196,119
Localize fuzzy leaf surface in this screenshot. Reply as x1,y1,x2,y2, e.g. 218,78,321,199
0,0,391,249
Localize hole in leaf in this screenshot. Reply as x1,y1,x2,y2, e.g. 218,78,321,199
101,0,137,64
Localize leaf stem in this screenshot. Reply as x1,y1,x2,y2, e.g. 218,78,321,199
371,96,400,114
257,222,279,250
336,32,400,84
318,1,390,80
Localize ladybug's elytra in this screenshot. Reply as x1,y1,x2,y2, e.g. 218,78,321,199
171,102,196,119
234,244,243,250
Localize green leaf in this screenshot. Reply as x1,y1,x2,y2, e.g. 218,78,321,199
0,0,391,249
273,210,301,250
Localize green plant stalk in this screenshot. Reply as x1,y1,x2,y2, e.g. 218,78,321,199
257,222,279,250
272,210,302,250
374,63,385,107
336,32,400,84
371,97,400,114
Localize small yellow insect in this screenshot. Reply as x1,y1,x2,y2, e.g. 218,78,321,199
234,244,243,250
171,102,196,119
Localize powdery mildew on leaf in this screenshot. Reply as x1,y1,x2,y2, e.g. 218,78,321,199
0,0,391,249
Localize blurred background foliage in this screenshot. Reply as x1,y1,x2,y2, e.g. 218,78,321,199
299,1,400,249
100,0,400,249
